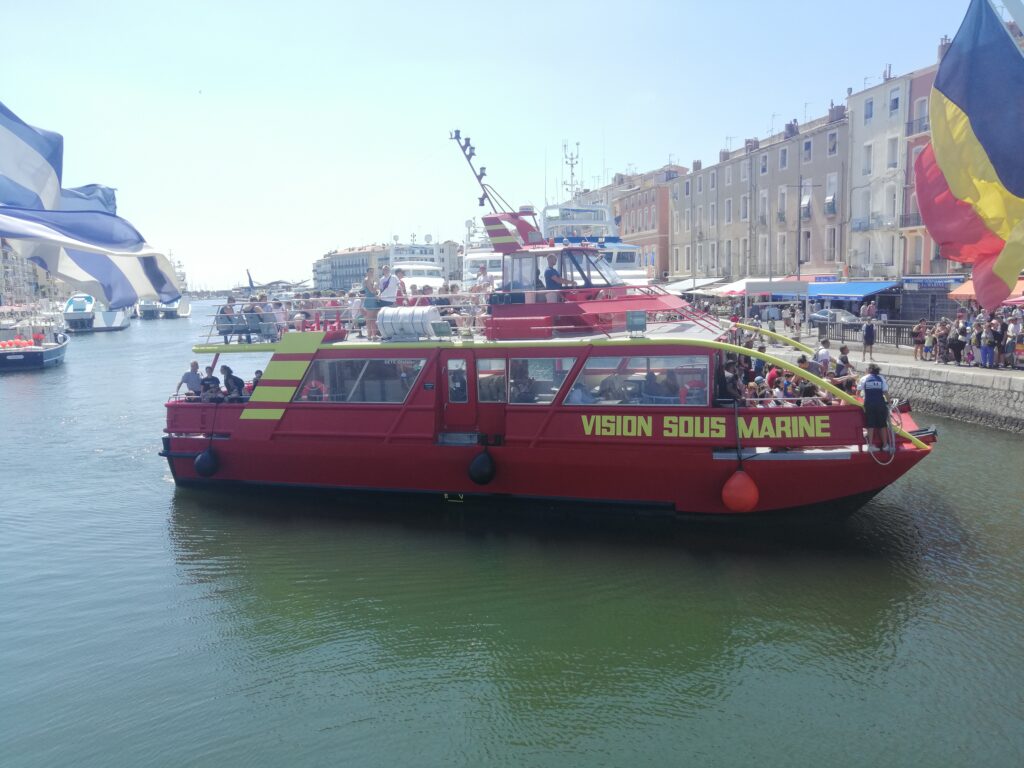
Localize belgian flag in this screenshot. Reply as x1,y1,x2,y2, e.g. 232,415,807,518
915,0,1024,309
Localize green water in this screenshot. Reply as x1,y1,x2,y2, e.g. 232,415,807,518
1,304,1022,766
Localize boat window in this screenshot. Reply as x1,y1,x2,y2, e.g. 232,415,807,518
504,255,540,291
508,357,576,404
614,251,637,265
293,358,426,403
566,355,710,406
477,358,507,403
447,359,468,403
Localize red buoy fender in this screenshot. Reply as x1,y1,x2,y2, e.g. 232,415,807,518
721,470,759,513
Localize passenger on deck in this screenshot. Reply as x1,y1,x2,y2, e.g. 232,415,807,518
564,382,598,404
176,360,202,400
718,360,745,405
216,301,238,344
200,367,223,403
245,370,263,395
598,372,627,401
220,365,246,402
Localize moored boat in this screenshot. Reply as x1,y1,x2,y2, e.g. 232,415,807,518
0,325,68,371
161,243,934,517
62,293,130,332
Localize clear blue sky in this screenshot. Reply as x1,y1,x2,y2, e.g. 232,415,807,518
3,0,973,288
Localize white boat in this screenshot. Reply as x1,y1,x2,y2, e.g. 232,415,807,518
461,224,503,288
161,295,191,318
62,292,130,333
391,262,446,292
138,299,162,319
540,202,652,285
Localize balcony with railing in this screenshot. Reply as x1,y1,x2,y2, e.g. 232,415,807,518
906,116,931,135
900,212,923,228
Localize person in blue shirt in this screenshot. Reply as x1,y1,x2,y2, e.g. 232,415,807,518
857,363,890,452
544,254,574,291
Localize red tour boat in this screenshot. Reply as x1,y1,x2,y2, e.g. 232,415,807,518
161,241,934,516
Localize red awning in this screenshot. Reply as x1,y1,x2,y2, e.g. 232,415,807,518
948,278,1024,300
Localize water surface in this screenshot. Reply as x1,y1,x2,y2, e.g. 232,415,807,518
1,303,1021,766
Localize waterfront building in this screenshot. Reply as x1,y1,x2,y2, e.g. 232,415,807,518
312,238,461,293
845,66,913,279
610,165,686,280
670,107,848,282
382,237,461,281
312,244,388,293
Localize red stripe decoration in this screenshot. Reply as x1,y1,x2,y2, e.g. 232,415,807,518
914,143,1006,262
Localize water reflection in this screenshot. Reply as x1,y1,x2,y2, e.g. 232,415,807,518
167,487,927,729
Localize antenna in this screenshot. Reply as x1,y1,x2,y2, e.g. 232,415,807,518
768,113,780,136
725,136,735,150
562,140,580,200
449,128,516,214
424,234,432,244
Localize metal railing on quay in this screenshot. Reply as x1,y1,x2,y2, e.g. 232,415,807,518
823,320,917,347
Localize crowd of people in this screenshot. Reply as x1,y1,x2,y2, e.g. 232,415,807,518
212,264,498,344
910,306,1022,369
175,361,262,402
715,332,869,409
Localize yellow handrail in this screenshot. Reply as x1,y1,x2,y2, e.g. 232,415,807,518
734,322,815,354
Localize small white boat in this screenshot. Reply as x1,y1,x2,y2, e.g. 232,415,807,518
161,295,192,318
62,293,130,333
138,299,162,319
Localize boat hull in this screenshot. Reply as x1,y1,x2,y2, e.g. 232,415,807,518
162,405,927,516
64,308,130,332
0,336,68,371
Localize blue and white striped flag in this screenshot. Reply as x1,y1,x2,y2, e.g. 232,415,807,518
0,101,180,308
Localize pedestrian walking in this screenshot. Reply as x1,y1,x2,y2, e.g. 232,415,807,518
861,319,876,362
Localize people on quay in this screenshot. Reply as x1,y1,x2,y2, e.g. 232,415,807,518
912,318,927,361
362,267,380,340
861,318,876,362
793,306,804,337
857,363,890,453
176,360,202,399
544,254,574,290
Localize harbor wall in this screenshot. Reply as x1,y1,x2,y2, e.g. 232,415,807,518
884,365,1024,434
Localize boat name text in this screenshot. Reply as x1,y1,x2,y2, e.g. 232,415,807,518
580,414,831,440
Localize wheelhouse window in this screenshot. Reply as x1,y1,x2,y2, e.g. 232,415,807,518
294,358,426,403
566,355,710,406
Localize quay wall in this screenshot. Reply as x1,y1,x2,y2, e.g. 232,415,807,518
884,364,1024,434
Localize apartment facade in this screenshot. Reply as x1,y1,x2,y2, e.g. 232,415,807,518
670,107,849,281
312,244,388,292
845,69,913,278
611,165,685,279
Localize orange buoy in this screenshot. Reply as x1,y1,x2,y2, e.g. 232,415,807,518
721,469,759,513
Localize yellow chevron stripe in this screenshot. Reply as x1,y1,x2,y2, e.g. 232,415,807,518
278,331,326,353
247,385,297,403
239,408,285,420
263,360,311,380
